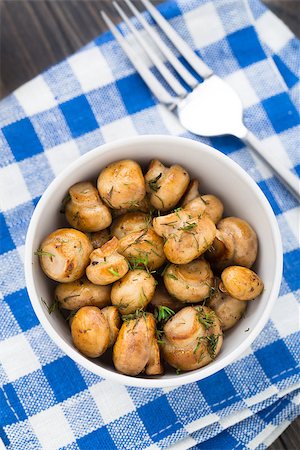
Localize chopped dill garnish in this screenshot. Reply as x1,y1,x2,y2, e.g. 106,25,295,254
126,200,140,209
154,305,175,323
62,294,81,302
108,267,120,277
173,207,182,219
153,194,165,209
122,308,147,322
34,250,55,260
179,222,197,231
198,312,214,329
72,211,80,222
206,334,221,359
195,306,215,329
60,193,71,213
200,195,209,205
166,273,178,280
156,329,164,344
128,254,149,272
148,173,162,192
41,297,59,314
161,263,171,277
65,310,77,321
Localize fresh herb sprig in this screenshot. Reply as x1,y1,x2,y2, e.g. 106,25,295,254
179,222,197,231
41,297,59,314
148,173,162,192
34,250,55,260
122,308,147,322
108,267,120,277
154,305,175,323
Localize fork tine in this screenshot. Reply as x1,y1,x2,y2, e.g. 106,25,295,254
100,11,176,108
141,0,213,79
124,0,198,88
113,1,187,97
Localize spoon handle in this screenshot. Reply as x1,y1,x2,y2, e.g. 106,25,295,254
242,130,300,203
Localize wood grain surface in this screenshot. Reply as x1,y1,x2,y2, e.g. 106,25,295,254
0,1,299,448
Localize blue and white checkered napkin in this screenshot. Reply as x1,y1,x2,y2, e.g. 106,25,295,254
0,0,299,449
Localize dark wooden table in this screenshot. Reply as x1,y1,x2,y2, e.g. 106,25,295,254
1,1,299,448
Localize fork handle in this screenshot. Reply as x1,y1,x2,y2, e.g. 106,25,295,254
242,130,300,203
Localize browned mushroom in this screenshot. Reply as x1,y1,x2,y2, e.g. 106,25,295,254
206,217,258,270
97,160,146,209
118,228,166,270
162,306,223,371
71,306,110,357
101,306,121,346
163,259,214,303
153,209,216,264
113,312,163,376
86,237,129,285
112,195,152,218
89,229,111,249
220,266,264,301
149,283,184,313
37,228,93,282
182,180,224,224
65,181,112,232
207,279,247,331
111,212,149,240
144,159,190,211
55,277,111,310
111,269,156,314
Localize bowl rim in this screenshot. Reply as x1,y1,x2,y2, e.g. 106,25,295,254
25,135,283,388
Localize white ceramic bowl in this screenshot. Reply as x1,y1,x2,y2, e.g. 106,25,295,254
25,135,282,388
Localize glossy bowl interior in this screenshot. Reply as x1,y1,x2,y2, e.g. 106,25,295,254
25,135,282,387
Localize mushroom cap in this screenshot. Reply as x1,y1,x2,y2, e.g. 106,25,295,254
201,195,224,224
71,306,110,357
145,159,190,211
118,228,166,270
89,229,111,249
97,160,146,209
101,306,121,347
207,284,247,331
164,259,214,303
65,181,112,232
55,277,111,310
111,269,156,314
111,212,149,240
162,306,223,371
150,283,184,312
86,237,129,285
221,266,264,301
181,179,200,206
112,195,152,218
162,215,216,265
113,313,162,376
38,228,93,282
207,217,258,270
181,180,223,224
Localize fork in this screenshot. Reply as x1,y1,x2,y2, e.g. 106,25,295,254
101,0,300,202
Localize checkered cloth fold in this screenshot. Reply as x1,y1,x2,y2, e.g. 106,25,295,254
0,0,299,449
